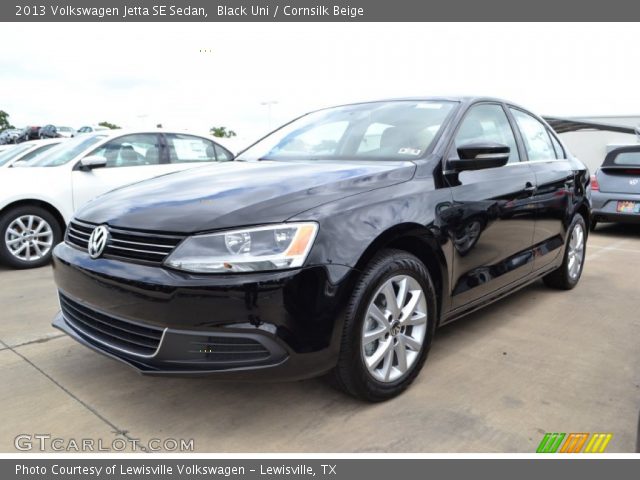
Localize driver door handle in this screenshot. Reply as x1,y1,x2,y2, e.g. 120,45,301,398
524,182,536,193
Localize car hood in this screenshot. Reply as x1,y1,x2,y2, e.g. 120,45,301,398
76,160,416,233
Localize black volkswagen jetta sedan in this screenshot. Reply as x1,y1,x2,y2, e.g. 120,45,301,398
52,97,590,401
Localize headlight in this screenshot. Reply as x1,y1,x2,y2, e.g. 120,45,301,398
164,223,318,273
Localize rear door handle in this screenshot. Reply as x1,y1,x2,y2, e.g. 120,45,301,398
524,182,536,193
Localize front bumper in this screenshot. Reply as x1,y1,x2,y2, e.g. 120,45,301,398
592,191,640,224
52,242,355,380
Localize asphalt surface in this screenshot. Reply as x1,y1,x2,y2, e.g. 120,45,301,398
1,224,639,453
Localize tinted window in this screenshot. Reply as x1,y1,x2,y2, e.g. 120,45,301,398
165,134,222,163
613,151,640,166
454,104,520,164
89,133,161,167
510,109,556,161
214,144,233,161
237,101,456,161
549,132,565,159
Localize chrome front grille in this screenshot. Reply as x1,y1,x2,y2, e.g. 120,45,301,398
66,219,183,264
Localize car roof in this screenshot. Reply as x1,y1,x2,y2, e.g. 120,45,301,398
22,138,65,146
75,129,236,154
334,96,526,108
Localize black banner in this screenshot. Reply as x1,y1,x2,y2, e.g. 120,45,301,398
4,459,640,480
4,0,640,22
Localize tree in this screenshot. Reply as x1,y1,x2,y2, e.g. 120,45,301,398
210,126,237,138
0,110,14,132
98,121,120,130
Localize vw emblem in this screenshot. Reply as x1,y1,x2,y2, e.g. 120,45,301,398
630,178,639,186
87,225,110,259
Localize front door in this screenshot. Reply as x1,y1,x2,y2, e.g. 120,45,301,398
442,103,537,308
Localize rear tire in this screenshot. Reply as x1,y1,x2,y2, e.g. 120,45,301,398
543,213,586,290
0,206,62,269
330,249,437,402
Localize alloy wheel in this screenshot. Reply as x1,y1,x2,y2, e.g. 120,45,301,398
567,223,585,280
361,274,428,383
4,215,54,262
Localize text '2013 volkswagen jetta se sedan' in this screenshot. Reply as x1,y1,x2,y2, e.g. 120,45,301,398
52,97,590,401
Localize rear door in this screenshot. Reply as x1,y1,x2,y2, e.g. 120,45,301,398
509,107,579,272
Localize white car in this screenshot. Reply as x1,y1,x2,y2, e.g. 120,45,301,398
55,126,76,138
76,125,110,135
0,130,234,269
0,139,65,168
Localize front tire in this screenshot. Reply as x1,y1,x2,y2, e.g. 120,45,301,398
331,249,437,401
0,206,62,269
543,213,586,290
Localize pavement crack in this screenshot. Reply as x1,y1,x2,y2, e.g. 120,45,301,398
1,333,66,351
0,338,147,452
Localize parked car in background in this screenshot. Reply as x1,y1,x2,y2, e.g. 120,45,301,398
0,129,23,145
591,145,640,229
39,125,76,139
0,129,234,269
0,139,65,168
50,97,591,401
18,126,41,142
56,126,75,138
76,125,109,135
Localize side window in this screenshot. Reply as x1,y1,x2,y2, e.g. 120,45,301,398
165,134,219,163
214,144,233,161
549,131,565,159
88,133,161,168
510,109,556,161
454,104,520,164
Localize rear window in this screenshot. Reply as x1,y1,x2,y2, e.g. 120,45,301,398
613,151,640,166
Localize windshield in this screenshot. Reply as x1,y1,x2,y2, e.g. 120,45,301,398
0,143,32,166
28,134,108,167
15,143,60,164
237,100,456,162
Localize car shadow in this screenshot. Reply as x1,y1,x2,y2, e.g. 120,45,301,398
433,279,548,342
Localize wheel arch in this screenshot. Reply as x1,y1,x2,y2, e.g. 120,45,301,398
0,199,67,234
353,223,449,323
576,202,591,234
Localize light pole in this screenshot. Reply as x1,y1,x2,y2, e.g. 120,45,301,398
260,100,278,130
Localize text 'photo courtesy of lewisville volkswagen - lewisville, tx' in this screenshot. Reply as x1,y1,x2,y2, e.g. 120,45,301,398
0,4,639,478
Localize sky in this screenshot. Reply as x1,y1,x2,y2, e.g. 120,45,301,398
2,22,639,146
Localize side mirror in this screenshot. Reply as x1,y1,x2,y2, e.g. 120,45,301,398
78,155,107,170
448,143,510,172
